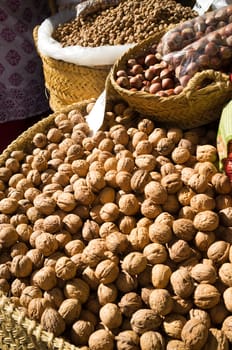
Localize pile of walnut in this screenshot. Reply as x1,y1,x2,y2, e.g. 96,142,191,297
0,101,232,350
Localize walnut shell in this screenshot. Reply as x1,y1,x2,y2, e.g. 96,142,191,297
130,309,162,334
41,307,66,336
88,329,114,350
181,319,208,350
149,288,173,316
140,331,165,350
115,330,140,350
194,284,220,309
58,298,81,325
99,302,122,329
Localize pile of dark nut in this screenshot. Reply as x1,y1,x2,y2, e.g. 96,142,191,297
52,0,197,47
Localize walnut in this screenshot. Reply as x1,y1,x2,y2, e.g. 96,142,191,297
203,328,230,350
35,232,58,256
16,223,33,242
95,259,119,284
130,309,162,334
74,185,95,205
188,173,208,193
140,198,162,219
172,218,196,241
0,278,10,294
118,194,140,216
115,330,140,350
44,287,64,309
168,239,192,263
194,284,220,309
196,162,218,182
166,339,190,350
41,307,66,336
209,302,230,325
55,230,72,248
33,193,56,215
162,194,180,214
149,222,173,244
20,285,42,307
130,169,151,193
11,278,29,297
172,147,191,164
121,252,147,275
222,316,232,343
207,241,230,265
42,215,62,233
128,227,150,251
156,137,175,156
219,207,232,227
99,202,119,222
99,222,119,238
64,278,90,303
151,264,172,289
55,256,77,280
56,192,77,212
96,283,117,305
161,173,183,194
219,263,232,287
181,319,208,350
115,270,138,293
140,331,165,350
10,254,32,278
172,296,193,315
86,170,106,192
194,231,216,252
0,223,18,249
163,313,187,339
99,302,122,329
31,266,57,291
81,238,106,267
105,231,129,254
143,243,168,264
190,193,216,212
58,298,81,325
10,242,28,258
170,268,195,299
144,181,167,205
196,145,217,163
0,198,18,214
88,329,114,350
118,292,143,318
155,212,174,227
63,213,83,235
189,309,211,328
193,210,219,231
190,263,217,284
0,263,11,280
135,154,156,171
149,288,173,316
28,297,51,321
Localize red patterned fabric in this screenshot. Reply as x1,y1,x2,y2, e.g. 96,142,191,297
0,1,50,123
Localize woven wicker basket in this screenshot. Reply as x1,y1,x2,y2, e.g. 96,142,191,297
107,31,232,129
33,26,110,112
0,100,93,350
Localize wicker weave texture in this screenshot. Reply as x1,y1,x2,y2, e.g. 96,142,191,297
107,31,232,129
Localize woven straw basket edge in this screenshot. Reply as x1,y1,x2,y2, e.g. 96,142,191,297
0,100,94,350
33,26,111,112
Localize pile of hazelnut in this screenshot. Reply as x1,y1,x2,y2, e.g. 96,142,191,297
0,101,231,349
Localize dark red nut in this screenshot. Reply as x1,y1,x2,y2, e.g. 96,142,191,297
144,54,158,67
149,82,162,94
162,78,174,90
